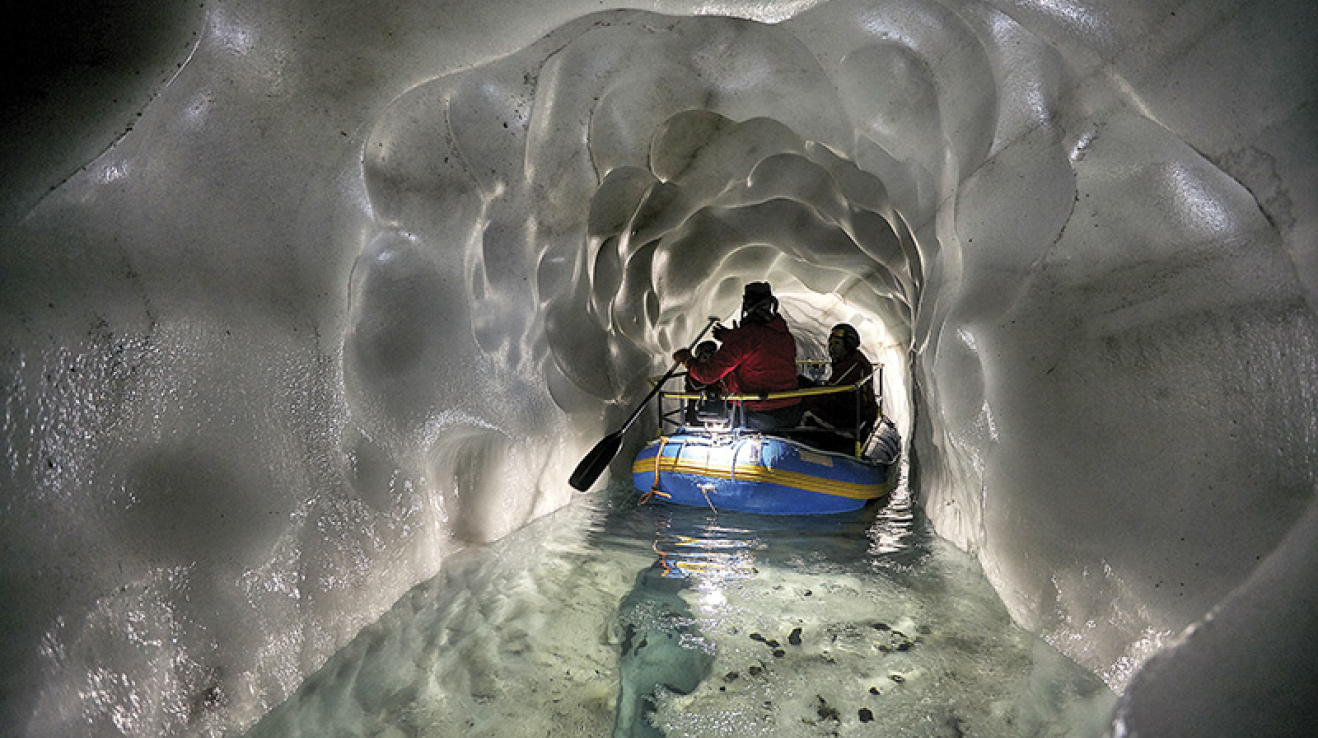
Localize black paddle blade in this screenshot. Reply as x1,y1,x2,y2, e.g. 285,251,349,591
569,432,623,491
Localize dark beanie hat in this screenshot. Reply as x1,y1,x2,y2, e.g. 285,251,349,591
743,282,773,302
741,282,778,323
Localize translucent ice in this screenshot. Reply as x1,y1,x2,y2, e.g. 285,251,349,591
1,0,1314,736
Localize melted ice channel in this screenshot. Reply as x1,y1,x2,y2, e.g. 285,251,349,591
245,483,1114,737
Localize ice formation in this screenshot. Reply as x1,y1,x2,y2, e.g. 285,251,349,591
1,0,1314,735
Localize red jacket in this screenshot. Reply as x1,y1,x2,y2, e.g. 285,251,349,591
687,316,799,410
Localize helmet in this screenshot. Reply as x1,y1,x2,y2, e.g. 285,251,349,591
829,323,861,353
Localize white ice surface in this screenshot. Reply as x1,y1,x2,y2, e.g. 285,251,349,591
1,0,1315,736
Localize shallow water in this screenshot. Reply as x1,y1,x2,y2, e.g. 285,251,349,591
245,479,1115,737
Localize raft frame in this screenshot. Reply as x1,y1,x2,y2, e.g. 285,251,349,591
630,363,898,515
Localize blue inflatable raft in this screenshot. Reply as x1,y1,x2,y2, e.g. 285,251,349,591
624,360,900,515
632,429,895,515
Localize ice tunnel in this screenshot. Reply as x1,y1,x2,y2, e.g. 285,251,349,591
2,0,1316,735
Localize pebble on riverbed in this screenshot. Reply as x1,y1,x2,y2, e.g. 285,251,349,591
872,621,920,653
814,695,840,722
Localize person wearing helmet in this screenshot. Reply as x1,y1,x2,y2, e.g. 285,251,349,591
682,340,727,425
684,341,720,389
803,323,879,437
672,282,802,431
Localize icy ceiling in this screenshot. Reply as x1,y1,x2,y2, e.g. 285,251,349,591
2,0,1315,735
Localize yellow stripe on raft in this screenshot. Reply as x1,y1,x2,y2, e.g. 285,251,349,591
632,455,884,500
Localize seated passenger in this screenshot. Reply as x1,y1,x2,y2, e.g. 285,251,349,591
683,340,726,425
803,323,879,439
673,282,802,431
684,341,720,392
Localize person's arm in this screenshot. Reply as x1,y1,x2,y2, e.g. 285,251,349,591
679,333,744,385
828,356,862,386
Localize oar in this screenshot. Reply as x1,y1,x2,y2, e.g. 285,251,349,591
569,316,721,491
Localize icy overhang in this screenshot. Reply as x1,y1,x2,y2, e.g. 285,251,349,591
2,0,1315,736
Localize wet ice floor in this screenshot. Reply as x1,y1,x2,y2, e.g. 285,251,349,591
245,481,1116,737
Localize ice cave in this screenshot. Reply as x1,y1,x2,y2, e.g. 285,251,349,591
2,0,1315,735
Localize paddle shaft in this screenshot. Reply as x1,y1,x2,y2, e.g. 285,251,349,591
615,315,720,435
568,316,720,490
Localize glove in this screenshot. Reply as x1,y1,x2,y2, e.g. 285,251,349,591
711,322,730,340
672,349,693,366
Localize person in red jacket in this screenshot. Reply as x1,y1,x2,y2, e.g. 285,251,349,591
803,323,879,437
673,282,803,431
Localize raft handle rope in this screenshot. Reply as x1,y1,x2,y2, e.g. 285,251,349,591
698,483,718,513
730,436,742,482
642,435,685,505
693,437,716,510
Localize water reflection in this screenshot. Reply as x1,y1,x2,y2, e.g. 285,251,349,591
597,463,922,586
593,476,1111,737
600,478,927,737
867,477,918,557
244,478,1112,738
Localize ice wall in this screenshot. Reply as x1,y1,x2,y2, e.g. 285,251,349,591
1,0,1315,736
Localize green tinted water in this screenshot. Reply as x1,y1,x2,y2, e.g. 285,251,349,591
247,481,1114,737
